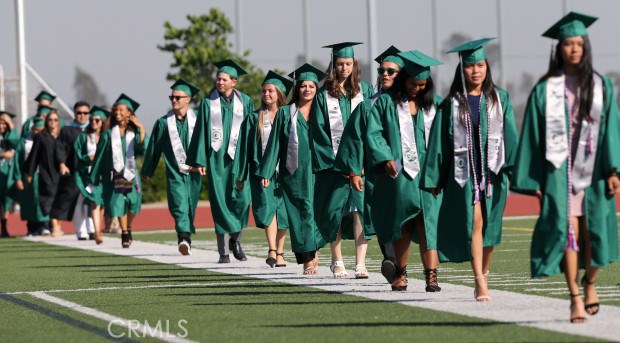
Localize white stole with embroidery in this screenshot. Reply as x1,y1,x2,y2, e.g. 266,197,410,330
111,126,136,181
285,105,299,174
397,99,420,179
325,83,364,156
209,89,244,159
167,108,196,174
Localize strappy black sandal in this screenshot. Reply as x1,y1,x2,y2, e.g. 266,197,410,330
391,265,408,291
570,293,587,323
121,231,131,248
581,274,600,315
275,252,287,267
424,268,441,292
266,249,277,268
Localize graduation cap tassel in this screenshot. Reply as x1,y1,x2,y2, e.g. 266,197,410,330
548,43,555,72
459,55,469,112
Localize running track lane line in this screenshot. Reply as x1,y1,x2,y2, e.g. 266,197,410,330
24,236,620,342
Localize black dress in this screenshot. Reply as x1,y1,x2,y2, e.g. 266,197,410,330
51,125,83,220
25,132,59,216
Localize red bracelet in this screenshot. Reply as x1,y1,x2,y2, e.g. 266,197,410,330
348,173,357,178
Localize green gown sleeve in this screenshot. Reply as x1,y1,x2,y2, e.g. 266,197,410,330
421,99,452,190
602,77,620,172
334,100,370,175
310,89,335,172
73,134,91,165
499,89,519,174
186,98,209,169
232,113,255,182
89,131,111,185
6,128,19,148
510,85,546,194
256,107,285,180
365,95,396,169
141,119,164,178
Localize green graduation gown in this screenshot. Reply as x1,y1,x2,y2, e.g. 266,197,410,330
510,76,620,278
311,81,374,242
232,110,288,229
422,88,518,262
362,93,444,246
89,128,147,217
74,132,103,206
13,136,49,222
256,105,326,255
186,90,254,235
0,128,19,208
141,113,202,234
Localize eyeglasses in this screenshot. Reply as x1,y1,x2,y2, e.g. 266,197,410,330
377,67,399,76
169,95,189,101
47,118,59,122
75,111,90,115
92,118,102,123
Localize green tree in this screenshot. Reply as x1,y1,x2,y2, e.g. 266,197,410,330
158,8,265,107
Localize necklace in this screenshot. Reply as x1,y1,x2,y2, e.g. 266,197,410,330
464,94,484,204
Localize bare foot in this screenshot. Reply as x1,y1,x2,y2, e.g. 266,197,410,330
474,275,491,302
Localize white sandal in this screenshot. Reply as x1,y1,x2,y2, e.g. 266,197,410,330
354,264,369,279
330,261,348,278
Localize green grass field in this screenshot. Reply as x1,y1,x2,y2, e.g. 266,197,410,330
1,217,618,342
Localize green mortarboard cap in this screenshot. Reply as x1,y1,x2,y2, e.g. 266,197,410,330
375,45,404,68
397,50,443,80
0,111,16,119
90,106,109,121
34,90,56,103
542,12,598,40
33,117,44,128
262,70,294,97
171,79,200,98
322,42,363,59
287,63,326,84
37,105,53,115
447,37,495,64
114,93,140,112
214,59,247,79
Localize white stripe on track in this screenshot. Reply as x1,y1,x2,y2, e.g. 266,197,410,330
28,291,198,343
24,235,620,342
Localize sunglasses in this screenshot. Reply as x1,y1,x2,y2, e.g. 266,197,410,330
377,67,399,76
75,111,90,115
169,95,189,101
92,118,102,123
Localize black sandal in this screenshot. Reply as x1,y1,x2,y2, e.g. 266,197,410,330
275,252,287,267
424,268,442,292
391,265,408,291
570,293,587,323
581,274,600,315
266,249,277,268
121,231,131,248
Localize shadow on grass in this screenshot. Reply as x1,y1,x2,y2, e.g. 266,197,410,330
262,321,512,328
190,299,384,306
0,294,140,343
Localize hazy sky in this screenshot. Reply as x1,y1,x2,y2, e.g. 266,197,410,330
1,0,619,131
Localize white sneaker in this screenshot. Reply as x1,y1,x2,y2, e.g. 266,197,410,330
178,241,191,256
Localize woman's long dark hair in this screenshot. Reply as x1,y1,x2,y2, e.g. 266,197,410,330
390,70,436,112
324,58,362,98
446,60,499,123
109,103,137,131
541,36,595,122
288,81,318,106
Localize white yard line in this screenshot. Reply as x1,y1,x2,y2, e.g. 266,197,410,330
24,236,620,342
28,291,198,343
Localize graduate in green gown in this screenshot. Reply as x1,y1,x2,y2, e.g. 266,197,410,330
74,106,109,245
186,60,254,263
256,64,327,275
14,117,50,235
0,112,19,237
21,92,56,139
510,13,620,323
90,94,148,248
142,79,203,256
336,46,406,275
360,51,444,292
311,42,375,279
232,71,292,267
422,38,518,302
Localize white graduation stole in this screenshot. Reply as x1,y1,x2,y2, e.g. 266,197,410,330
167,108,196,175
397,98,420,179
487,90,506,174
325,83,364,156
24,137,34,160
260,110,272,156
285,104,299,174
86,133,97,174
209,89,244,159
452,92,505,187
422,105,436,148
546,74,603,191
111,125,136,181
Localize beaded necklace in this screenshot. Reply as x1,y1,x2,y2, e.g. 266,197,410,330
464,93,486,204
564,79,579,252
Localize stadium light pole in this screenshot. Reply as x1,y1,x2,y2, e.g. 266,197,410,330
431,0,440,90
0,64,4,110
367,0,378,84
15,0,28,125
496,0,505,86
302,0,311,63
235,0,243,55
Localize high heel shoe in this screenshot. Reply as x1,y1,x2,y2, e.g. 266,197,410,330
581,274,600,315
570,293,587,323
266,249,277,268
424,268,441,292
275,252,287,267
391,265,408,291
